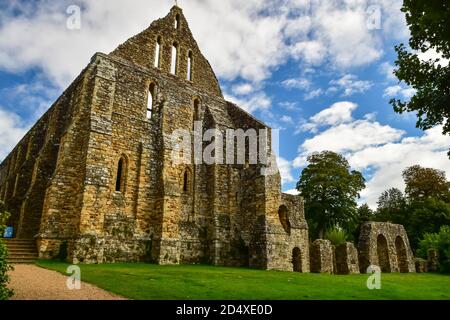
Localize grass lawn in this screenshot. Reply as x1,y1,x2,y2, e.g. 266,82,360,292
36,260,450,300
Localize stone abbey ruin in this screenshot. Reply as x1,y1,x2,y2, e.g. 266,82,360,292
0,6,418,273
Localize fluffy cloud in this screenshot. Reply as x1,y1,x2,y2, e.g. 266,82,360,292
329,74,373,97
231,83,254,96
224,91,271,114
293,102,450,209
284,188,300,196
299,101,358,133
0,107,29,160
383,85,416,99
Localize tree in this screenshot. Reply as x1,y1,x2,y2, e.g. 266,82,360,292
375,188,407,222
0,201,13,300
403,165,450,201
391,0,450,157
417,225,450,273
296,151,365,239
350,204,374,241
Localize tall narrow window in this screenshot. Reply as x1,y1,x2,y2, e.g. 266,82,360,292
187,51,193,81
183,170,189,192
175,14,181,29
171,43,178,75
13,174,19,197
147,83,156,119
116,158,123,192
154,36,161,68
193,98,200,122
115,157,127,193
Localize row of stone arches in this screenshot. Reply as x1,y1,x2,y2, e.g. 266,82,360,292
376,234,409,273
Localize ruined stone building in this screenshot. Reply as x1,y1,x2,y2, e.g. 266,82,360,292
0,6,310,271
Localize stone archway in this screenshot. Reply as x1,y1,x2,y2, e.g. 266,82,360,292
292,247,302,272
395,236,409,273
377,234,391,272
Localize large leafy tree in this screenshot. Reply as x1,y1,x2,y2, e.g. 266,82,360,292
391,0,450,156
296,151,365,239
403,165,450,201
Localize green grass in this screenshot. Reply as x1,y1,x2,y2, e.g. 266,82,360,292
36,260,450,300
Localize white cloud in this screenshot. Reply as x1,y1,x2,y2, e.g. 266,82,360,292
329,74,373,97
379,61,397,82
283,188,300,196
300,120,405,154
383,85,416,99
232,83,254,96
224,91,271,113
280,115,294,124
304,88,323,100
0,107,29,161
279,101,299,111
417,48,450,67
299,101,358,133
281,78,311,90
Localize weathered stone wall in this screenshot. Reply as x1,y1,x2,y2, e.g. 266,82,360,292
358,222,415,273
0,63,94,242
310,239,334,273
335,242,360,274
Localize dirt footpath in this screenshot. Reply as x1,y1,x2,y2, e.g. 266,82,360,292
8,264,126,300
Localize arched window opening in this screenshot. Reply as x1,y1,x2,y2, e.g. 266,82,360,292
193,98,200,122
115,157,127,193
171,43,178,75
147,82,156,119
278,205,291,234
183,170,189,193
187,51,193,81
154,36,161,68
377,234,391,273
175,14,181,29
395,236,409,273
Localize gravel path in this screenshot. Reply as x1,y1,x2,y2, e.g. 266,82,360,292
8,264,126,300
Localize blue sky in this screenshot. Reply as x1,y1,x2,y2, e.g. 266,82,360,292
0,0,449,208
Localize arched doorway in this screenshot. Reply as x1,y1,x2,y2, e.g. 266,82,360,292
377,234,391,272
292,247,302,272
395,236,409,273
278,205,291,234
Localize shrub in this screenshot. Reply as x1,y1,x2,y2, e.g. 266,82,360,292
0,201,14,300
417,225,450,273
324,228,348,246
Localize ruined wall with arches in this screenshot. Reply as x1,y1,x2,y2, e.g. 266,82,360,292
358,222,416,273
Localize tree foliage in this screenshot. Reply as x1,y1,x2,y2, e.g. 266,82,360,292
296,151,365,239
403,165,450,201
391,0,450,155
417,225,450,273
0,201,13,300
375,188,407,222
